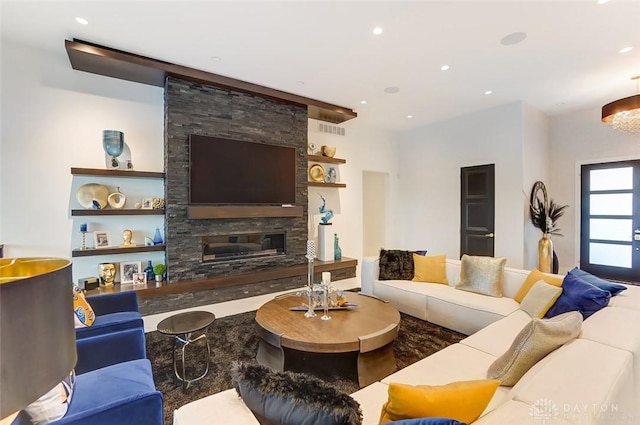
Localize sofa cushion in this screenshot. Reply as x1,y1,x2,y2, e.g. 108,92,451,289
173,389,261,425
608,284,640,310
412,254,447,284
513,268,563,303
379,380,499,424
456,255,506,297
231,362,362,425
74,311,143,339
545,273,611,320
487,311,582,386
379,250,415,280
460,310,531,357
519,280,563,319
568,267,627,296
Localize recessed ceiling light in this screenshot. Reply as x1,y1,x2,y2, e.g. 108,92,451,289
407,115,413,119
384,86,400,94
485,90,493,95
372,27,383,35
597,0,611,4
211,56,222,61
501,32,527,46
441,65,450,71
360,100,367,105
296,81,305,86
619,46,633,54
75,17,88,25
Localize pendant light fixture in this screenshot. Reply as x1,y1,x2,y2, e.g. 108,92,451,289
601,76,640,133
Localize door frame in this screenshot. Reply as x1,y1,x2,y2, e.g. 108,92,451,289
460,163,495,258
574,154,640,267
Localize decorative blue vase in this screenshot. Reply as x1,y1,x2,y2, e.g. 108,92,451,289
103,130,124,169
334,233,342,260
144,260,154,282
153,228,163,245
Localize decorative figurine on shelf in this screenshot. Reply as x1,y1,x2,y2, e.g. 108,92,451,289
334,233,342,260
326,167,337,183
98,263,116,287
102,130,124,169
318,194,334,224
120,229,134,247
80,223,88,251
107,187,126,209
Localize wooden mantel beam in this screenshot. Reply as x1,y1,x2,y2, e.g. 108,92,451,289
64,39,357,124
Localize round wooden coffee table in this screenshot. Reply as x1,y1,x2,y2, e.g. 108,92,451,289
255,292,400,387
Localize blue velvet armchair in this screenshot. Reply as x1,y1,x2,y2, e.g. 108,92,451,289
13,359,163,425
76,291,143,339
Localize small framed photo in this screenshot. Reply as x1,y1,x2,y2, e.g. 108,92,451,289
120,261,142,284
132,272,147,286
141,197,154,209
93,231,110,249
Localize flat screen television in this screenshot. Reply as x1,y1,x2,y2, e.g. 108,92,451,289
189,135,296,205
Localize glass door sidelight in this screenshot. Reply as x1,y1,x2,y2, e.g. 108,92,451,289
580,160,640,282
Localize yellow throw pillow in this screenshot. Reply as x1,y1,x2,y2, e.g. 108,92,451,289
519,280,563,318
72,284,95,327
514,268,563,303
378,380,500,424
412,254,448,284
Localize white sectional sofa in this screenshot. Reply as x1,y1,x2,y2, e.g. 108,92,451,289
174,256,640,425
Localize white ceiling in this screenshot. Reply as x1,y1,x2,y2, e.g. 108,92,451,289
2,0,640,132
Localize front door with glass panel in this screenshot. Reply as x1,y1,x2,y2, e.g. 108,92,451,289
580,161,640,282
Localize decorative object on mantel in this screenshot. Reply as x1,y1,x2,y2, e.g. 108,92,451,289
153,227,164,245
98,262,116,286
334,233,342,260
77,183,109,209
321,145,336,158
601,75,640,133
107,186,126,209
102,129,124,169
529,181,568,274
152,197,166,209
317,194,335,261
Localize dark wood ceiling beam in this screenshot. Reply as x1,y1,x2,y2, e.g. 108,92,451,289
65,39,357,124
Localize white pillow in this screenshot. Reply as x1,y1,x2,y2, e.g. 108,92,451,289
23,370,75,424
520,280,563,319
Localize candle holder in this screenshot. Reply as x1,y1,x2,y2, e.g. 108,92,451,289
80,223,88,250
321,282,331,321
304,240,317,318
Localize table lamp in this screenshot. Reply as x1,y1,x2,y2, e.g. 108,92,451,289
0,258,77,421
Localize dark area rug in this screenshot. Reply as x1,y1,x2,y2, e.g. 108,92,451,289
146,310,465,425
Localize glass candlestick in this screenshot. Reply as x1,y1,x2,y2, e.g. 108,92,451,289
80,223,88,250
321,283,331,321
304,240,316,318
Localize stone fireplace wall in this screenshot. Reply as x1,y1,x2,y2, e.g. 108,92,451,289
164,77,309,283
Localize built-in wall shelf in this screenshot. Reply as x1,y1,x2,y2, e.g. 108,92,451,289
84,257,358,299
188,205,304,219
71,209,165,216
65,39,357,125
308,155,346,164
308,182,347,188
71,167,165,179
72,244,165,258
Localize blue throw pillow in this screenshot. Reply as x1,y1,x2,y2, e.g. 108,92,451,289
568,267,627,296
389,418,467,425
545,273,611,320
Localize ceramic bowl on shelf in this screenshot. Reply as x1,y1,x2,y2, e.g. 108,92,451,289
321,146,336,158
76,183,109,209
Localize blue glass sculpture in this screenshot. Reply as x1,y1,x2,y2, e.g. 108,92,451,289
103,130,124,169
319,194,334,224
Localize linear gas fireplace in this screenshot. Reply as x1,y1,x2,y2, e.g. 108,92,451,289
202,232,286,263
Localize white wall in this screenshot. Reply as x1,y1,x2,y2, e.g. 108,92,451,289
549,107,640,273
396,102,526,268
522,103,551,269
307,119,400,273
1,39,165,281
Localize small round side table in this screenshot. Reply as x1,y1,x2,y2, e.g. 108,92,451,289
157,310,215,390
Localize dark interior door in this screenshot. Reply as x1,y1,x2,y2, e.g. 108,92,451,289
580,160,640,282
460,164,495,258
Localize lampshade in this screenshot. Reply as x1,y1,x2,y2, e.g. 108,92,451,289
0,258,77,419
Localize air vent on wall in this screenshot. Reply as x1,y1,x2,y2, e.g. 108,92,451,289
318,122,346,136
